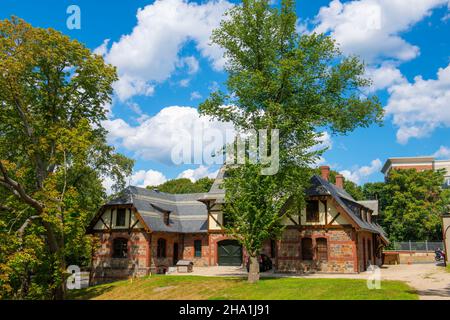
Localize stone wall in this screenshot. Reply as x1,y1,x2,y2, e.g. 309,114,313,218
150,232,183,273
181,233,210,267
276,227,357,273
91,231,150,284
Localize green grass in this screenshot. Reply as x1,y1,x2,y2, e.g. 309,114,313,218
68,275,417,300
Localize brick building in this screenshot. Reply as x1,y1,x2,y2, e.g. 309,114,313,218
88,166,388,283
381,156,450,188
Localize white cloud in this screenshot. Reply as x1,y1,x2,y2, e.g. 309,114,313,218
309,131,333,167
177,165,219,182
316,131,333,151
101,176,116,195
433,146,450,159
101,170,167,194
340,158,382,184
190,91,202,100
113,75,155,101
314,0,449,63
102,0,233,101
365,63,406,92
93,39,110,57
103,106,235,164
131,169,167,188
179,79,190,87
385,63,450,144
182,56,200,75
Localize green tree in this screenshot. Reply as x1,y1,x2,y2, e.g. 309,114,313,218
200,0,383,282
381,169,450,242
147,177,214,194
0,17,133,299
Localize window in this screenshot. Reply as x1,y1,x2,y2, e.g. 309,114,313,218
360,208,365,221
316,238,328,262
194,240,202,258
116,208,126,226
164,212,170,226
270,239,276,258
112,238,128,258
301,238,313,260
306,200,319,222
157,238,166,258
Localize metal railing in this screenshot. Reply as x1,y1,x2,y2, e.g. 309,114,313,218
392,241,444,252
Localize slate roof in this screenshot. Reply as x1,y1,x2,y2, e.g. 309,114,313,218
357,200,379,216
105,186,208,233
101,169,388,243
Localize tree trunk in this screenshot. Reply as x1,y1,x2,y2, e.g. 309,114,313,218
41,220,67,300
247,255,260,283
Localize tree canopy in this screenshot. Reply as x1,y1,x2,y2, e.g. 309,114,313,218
0,17,132,299
378,169,449,242
146,177,214,194
199,0,383,282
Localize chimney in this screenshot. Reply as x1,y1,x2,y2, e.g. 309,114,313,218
335,174,344,189
320,166,330,181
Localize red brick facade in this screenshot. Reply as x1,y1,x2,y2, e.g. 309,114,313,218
91,230,151,284
91,230,238,283
273,227,358,273
92,226,382,283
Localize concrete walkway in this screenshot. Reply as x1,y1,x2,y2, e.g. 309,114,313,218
174,263,450,300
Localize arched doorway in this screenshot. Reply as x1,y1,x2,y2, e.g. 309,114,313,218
217,240,242,266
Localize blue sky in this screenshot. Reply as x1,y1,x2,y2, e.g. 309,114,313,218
2,0,450,188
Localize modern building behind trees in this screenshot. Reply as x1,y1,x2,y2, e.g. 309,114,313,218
381,156,450,188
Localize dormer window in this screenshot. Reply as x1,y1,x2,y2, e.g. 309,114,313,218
164,212,170,226
306,200,319,222
116,208,126,226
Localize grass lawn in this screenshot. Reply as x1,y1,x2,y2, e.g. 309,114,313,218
69,275,417,300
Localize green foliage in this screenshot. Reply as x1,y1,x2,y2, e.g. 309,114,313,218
199,0,382,280
222,164,289,256
0,17,133,299
147,177,214,194
380,169,449,242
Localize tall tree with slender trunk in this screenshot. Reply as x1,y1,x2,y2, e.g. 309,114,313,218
0,17,133,299
200,0,383,282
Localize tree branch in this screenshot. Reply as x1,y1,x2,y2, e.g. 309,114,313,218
17,215,41,238
0,161,43,212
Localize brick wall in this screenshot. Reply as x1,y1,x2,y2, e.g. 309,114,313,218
150,232,183,273
276,227,357,273
91,231,150,284
182,233,210,267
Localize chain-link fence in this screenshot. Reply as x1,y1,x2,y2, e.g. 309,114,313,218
393,241,444,252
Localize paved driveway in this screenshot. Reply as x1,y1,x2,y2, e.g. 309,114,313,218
178,263,450,300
